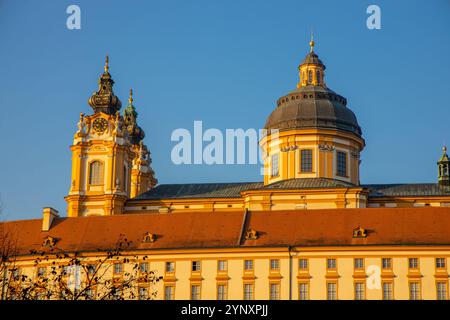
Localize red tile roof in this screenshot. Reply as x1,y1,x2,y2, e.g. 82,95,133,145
3,207,450,256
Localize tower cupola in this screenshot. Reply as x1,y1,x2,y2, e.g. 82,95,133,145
297,35,326,88
123,88,145,145
88,56,122,115
438,146,450,186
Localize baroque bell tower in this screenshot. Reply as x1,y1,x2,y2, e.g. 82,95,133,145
65,57,157,217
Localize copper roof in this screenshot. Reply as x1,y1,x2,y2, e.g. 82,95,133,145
133,180,450,200
3,207,450,256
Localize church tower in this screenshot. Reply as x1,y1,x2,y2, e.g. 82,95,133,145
65,57,157,217
260,38,365,186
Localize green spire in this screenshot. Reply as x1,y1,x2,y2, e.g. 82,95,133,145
124,88,138,121
438,146,450,186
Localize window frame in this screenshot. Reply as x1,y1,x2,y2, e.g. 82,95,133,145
437,281,448,300
269,282,280,300
165,261,175,273
271,153,279,178
326,282,338,300
298,282,309,300
88,160,105,186
190,284,201,300
299,259,308,271
270,259,280,271
192,260,201,272
354,281,365,300
164,285,175,300
244,259,254,271
327,258,337,270
243,283,254,300
300,149,313,173
409,281,421,300
382,281,394,300
336,151,348,177
217,283,228,300
217,260,228,272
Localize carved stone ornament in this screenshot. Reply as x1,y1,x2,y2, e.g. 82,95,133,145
245,229,259,240
352,226,367,238
142,232,157,243
318,144,335,152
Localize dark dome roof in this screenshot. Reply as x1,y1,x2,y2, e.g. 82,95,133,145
264,85,362,137
300,52,326,69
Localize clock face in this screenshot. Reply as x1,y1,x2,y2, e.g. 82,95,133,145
92,118,108,134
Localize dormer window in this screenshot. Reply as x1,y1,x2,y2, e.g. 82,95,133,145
142,232,157,243
42,236,56,248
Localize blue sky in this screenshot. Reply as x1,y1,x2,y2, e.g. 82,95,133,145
0,0,449,221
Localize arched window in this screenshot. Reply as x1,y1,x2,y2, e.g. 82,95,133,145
316,70,321,84
89,161,104,185
308,70,312,83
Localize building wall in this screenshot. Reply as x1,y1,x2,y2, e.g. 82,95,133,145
9,247,450,300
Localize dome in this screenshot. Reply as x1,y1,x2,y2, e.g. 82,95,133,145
300,51,326,70
264,85,362,137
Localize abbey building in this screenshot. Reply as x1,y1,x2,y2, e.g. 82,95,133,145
2,40,450,300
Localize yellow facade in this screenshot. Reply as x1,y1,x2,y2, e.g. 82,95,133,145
9,246,450,300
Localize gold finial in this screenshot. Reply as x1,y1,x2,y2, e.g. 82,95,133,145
129,88,133,104
309,31,315,52
443,146,447,154
104,55,109,72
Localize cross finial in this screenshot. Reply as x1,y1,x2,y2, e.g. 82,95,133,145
104,55,109,72
129,88,133,104
309,30,315,52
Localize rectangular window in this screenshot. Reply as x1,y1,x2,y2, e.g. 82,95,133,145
192,261,201,272
244,283,254,300
37,267,46,277
299,283,309,300
87,264,96,276
113,263,123,275
165,261,175,273
139,262,149,273
218,260,228,271
113,288,122,300
408,258,419,269
382,282,393,300
164,285,174,300
85,288,94,300
272,153,279,177
354,282,365,300
11,268,20,281
382,258,392,270
327,258,336,270
217,284,227,300
327,282,337,300
191,285,201,300
300,149,313,172
139,287,148,300
270,283,280,300
271,154,279,177
336,151,347,177
270,259,280,271
244,260,254,271
409,282,420,300
436,258,446,269
437,282,447,300
354,258,364,270
299,259,308,270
